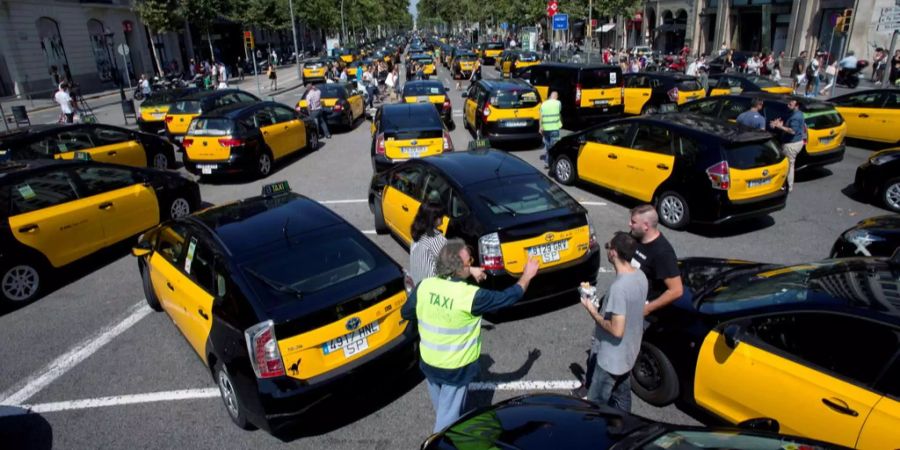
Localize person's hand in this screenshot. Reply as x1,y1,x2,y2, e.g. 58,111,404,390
522,257,540,280
580,295,598,314
469,266,487,283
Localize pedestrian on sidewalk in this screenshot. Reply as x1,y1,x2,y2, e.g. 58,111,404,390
539,90,562,169
820,60,837,96
805,55,821,97
790,51,807,93
736,98,766,130
267,65,277,90
54,82,76,123
579,231,647,412
303,83,331,139
772,51,783,81
890,50,900,86
237,57,245,81
217,62,229,89
385,67,397,102
769,98,806,192
139,74,152,97
401,239,540,433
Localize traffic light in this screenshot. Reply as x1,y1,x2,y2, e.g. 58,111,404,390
243,31,255,50
840,8,853,33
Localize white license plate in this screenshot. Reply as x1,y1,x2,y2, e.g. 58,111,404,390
820,137,834,145
416,96,430,103
504,120,528,127
402,146,427,156
196,164,218,174
323,321,380,358
151,112,166,119
527,239,569,263
687,96,698,101
175,136,184,142
593,99,609,106
747,177,772,188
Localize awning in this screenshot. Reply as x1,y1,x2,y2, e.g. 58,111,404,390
597,23,616,32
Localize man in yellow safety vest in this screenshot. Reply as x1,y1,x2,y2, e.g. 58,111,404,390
401,238,540,433
540,90,562,169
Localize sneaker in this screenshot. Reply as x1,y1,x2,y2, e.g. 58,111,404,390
570,385,588,399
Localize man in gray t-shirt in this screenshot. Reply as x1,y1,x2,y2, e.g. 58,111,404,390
580,232,648,412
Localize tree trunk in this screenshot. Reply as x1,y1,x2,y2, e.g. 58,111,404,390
147,26,165,76
207,30,216,61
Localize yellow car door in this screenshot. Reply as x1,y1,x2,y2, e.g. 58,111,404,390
866,91,900,143
89,126,148,167
148,224,196,348
255,108,290,159
617,124,674,201
624,76,651,115
381,166,424,245
464,88,478,129
269,105,308,157
708,77,731,97
856,394,900,449
576,122,632,189
351,92,365,120
168,235,216,362
7,168,105,268
73,165,160,245
694,312,894,448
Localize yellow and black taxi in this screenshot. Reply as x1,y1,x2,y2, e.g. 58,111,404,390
517,63,624,129
182,101,317,179
0,123,177,170
345,57,374,78
548,113,789,229
445,46,469,68
368,149,601,304
476,42,504,64
131,181,415,433
500,51,541,79
462,79,542,146
450,51,478,79
331,47,358,64
165,89,260,146
830,214,900,258
137,88,199,134
622,72,706,115
406,53,436,80
296,82,366,129
828,89,900,145
707,73,794,97
0,157,200,305
370,102,452,172
401,80,453,126
853,148,900,213
494,49,513,69
301,58,330,83
679,93,847,170
633,255,900,448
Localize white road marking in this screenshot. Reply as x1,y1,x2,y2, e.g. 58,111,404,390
10,380,582,415
0,301,152,406
362,230,377,234
579,201,608,206
318,199,368,204
452,112,464,117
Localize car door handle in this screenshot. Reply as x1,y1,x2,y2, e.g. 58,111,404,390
18,224,39,233
166,282,175,291
821,398,859,417
607,153,618,159
401,205,409,212
99,202,113,210
263,131,269,135
859,113,869,118
642,93,650,96
198,309,209,320
657,163,669,170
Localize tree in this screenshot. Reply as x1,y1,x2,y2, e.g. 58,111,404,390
134,0,184,75
183,0,233,61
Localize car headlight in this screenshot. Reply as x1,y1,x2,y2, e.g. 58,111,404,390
869,154,895,166
843,229,885,256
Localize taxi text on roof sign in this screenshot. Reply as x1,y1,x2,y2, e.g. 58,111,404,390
262,180,291,197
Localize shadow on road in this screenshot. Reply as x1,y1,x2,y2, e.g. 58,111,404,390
195,139,326,186
0,406,53,450
468,349,542,410
794,166,833,183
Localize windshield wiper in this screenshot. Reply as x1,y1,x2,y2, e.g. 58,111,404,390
244,267,304,299
478,194,518,217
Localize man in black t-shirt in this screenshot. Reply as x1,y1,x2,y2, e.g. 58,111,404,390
628,205,683,316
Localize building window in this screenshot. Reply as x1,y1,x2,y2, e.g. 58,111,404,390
36,17,70,90
87,19,114,82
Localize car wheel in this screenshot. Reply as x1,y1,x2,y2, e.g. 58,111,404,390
140,263,162,312
373,197,388,234
656,191,690,230
631,342,679,406
882,178,900,213
215,363,253,430
552,155,577,185
168,196,192,220
0,257,44,306
256,150,273,178
307,129,319,151
150,151,169,170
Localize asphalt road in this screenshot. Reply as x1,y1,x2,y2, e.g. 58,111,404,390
0,62,892,449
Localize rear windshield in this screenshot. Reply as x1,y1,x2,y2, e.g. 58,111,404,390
306,60,326,68
724,140,783,170
316,84,348,98
383,107,443,132
169,100,201,114
580,68,621,88
413,56,434,63
518,52,539,62
141,92,177,107
485,43,504,50
804,109,844,129
188,118,234,136
457,54,476,61
404,84,445,96
677,80,702,91
386,129,443,140
474,174,579,217
745,75,778,88
491,89,540,109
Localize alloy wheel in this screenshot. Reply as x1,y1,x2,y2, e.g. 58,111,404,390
2,265,39,302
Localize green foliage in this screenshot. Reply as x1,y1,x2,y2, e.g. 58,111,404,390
134,0,184,32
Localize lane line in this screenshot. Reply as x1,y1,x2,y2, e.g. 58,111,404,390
361,230,377,235
11,380,581,415
579,201,608,206
0,301,152,406
318,199,368,204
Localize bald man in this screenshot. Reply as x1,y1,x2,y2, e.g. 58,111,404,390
627,204,683,316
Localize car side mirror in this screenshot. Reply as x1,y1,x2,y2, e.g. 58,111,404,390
737,418,779,433
723,324,741,349
460,92,468,98
577,135,587,144
132,240,153,258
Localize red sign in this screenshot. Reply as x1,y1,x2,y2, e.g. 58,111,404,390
591,19,598,27
244,31,252,38
547,1,558,18
122,20,133,32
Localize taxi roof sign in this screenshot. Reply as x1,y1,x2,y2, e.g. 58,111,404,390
73,151,92,161
468,138,491,150
262,180,291,197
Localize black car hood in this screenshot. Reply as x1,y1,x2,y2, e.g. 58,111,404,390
851,214,900,232
678,257,768,292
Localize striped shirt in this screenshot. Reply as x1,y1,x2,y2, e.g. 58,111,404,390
409,231,447,286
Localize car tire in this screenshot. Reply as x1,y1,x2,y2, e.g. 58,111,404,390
149,150,170,170
167,195,192,220
373,197,388,235
552,155,577,185
882,177,900,213
0,255,45,307
631,342,680,406
215,363,253,430
255,149,273,178
140,263,162,312
307,129,319,151
656,191,690,230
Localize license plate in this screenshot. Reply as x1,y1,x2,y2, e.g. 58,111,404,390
747,177,772,188
402,146,427,156
593,99,609,106
820,137,834,145
687,96,698,101
323,321,380,358
196,164,218,174
504,120,528,127
527,239,569,264
151,112,166,119
175,136,184,143
416,96,429,103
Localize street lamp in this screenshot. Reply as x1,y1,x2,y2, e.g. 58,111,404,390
341,0,347,48
104,30,127,101
287,0,302,81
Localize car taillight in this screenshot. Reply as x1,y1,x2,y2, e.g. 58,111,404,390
443,130,453,151
375,133,386,155
442,99,451,111
587,217,599,250
482,102,491,118
667,87,679,102
244,320,285,379
182,138,194,149
333,102,344,112
575,83,582,103
165,116,173,123
218,138,244,148
706,161,731,190
479,232,504,271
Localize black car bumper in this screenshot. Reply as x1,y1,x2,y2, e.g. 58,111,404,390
853,162,880,198
184,149,257,175
483,251,601,305
483,121,542,144
137,119,167,135
797,144,845,170
692,189,788,225
571,105,625,127
247,332,417,433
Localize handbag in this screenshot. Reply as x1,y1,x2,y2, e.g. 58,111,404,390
825,65,836,76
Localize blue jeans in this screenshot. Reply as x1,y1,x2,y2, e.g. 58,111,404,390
426,379,468,433
586,365,632,412
310,109,330,138
542,129,560,165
